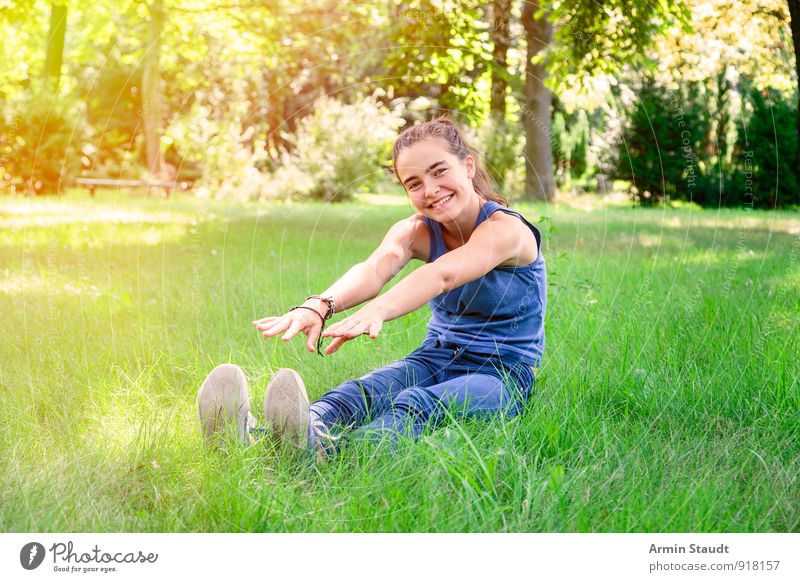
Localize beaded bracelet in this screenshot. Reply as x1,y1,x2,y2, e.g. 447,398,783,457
288,305,327,357
306,294,336,320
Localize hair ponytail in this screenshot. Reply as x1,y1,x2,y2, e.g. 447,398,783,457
392,115,508,207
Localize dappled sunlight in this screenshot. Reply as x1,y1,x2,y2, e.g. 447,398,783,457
78,369,190,466
0,199,218,229
353,193,410,206
551,190,632,212
637,234,663,248
0,268,109,301
662,213,800,236
0,218,195,250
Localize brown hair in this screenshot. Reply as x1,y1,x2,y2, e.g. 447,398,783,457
392,115,508,207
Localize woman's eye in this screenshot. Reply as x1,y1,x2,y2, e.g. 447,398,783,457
434,168,446,176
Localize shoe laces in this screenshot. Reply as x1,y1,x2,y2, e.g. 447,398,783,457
308,416,353,456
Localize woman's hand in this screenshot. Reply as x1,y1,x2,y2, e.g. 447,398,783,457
320,304,384,355
253,304,325,354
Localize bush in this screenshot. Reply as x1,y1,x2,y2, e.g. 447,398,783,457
164,91,268,201
613,80,709,205
266,96,406,202
727,87,799,208
0,95,83,195
552,108,594,191
474,118,523,198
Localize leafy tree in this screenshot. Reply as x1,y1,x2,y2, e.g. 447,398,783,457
490,0,511,122
731,86,799,207
614,79,707,205
142,0,165,179
43,1,68,92
518,0,691,201
787,0,800,164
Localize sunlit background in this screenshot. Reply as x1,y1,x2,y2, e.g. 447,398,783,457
1,0,797,207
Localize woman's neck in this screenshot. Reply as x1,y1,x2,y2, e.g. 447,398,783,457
440,192,485,246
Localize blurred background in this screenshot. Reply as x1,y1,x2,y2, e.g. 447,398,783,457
1,0,797,208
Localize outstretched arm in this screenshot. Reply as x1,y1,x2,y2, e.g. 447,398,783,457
254,215,422,352
322,212,536,351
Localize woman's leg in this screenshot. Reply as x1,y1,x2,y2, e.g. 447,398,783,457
347,368,529,445
309,348,437,431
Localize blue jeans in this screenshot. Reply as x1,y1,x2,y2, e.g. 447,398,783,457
309,338,535,450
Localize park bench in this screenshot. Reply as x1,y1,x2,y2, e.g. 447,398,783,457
75,177,192,197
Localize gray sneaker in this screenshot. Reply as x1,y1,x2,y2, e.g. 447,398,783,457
263,368,341,459
197,363,256,446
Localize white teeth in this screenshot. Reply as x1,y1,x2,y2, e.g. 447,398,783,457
431,194,453,208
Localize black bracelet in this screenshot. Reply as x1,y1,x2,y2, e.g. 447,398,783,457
288,305,327,356
306,294,336,320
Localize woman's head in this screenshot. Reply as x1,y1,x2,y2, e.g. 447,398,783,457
392,116,508,214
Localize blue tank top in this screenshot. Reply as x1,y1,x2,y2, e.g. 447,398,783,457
421,200,547,366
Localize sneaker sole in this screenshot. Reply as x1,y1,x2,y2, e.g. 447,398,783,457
263,368,309,449
197,363,251,446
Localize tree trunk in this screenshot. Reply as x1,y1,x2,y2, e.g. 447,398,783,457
43,2,67,93
522,1,554,201
142,0,165,181
491,0,511,122
788,0,800,165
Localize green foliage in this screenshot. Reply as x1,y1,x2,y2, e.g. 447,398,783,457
382,0,493,123
0,95,83,195
81,64,144,177
546,0,691,88
263,97,406,202
552,108,594,190
614,80,709,206
165,85,265,200
728,87,799,208
475,118,524,197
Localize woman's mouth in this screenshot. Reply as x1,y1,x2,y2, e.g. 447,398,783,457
429,194,454,209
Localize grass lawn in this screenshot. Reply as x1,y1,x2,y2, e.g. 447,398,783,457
0,190,798,532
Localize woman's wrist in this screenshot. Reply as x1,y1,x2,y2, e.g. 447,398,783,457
301,297,328,318
306,294,336,319
301,296,336,319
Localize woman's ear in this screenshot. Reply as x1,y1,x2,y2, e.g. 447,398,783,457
465,154,475,180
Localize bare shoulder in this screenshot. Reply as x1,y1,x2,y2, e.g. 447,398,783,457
388,213,429,263
407,213,430,262
375,213,429,263
483,209,539,266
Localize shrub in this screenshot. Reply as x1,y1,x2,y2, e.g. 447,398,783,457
474,118,524,200
0,95,83,195
728,87,798,208
268,96,406,202
552,108,594,191
613,80,709,205
164,93,268,201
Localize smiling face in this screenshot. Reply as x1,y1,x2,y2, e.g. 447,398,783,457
395,138,477,218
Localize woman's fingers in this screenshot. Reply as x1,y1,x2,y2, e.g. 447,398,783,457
261,317,291,337
281,319,303,341
305,322,323,352
368,320,382,339
323,336,348,355
253,315,285,331
324,318,360,337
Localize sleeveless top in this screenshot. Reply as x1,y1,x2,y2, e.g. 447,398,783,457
421,200,547,367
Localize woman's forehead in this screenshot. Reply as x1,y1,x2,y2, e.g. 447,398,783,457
396,138,454,174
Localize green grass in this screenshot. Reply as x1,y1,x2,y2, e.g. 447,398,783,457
1,189,798,532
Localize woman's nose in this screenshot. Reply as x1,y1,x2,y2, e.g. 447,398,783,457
424,181,439,198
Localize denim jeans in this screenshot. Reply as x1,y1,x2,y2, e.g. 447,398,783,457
309,338,535,449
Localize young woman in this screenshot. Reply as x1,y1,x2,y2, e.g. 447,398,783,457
197,116,546,457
